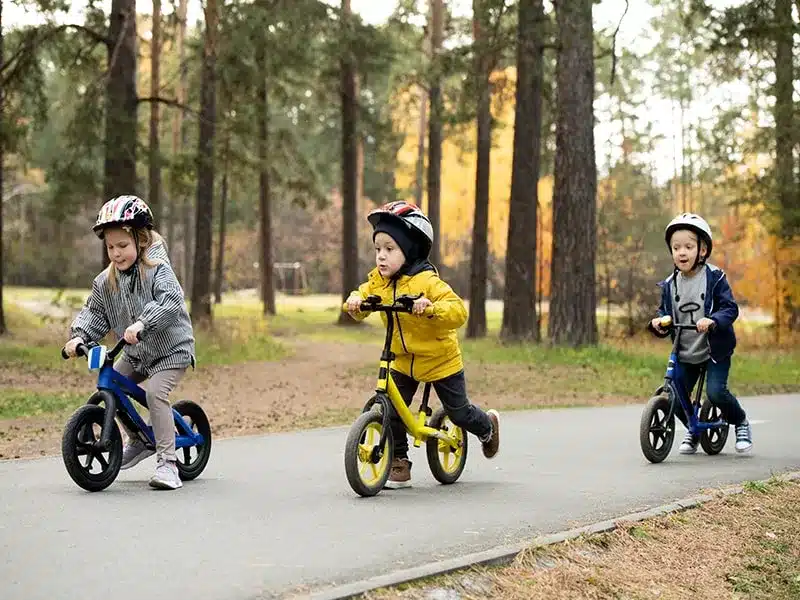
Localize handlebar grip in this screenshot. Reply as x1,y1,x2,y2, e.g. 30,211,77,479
61,343,89,360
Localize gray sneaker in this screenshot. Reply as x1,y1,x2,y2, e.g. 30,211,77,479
678,431,699,455
120,439,155,470
149,458,183,490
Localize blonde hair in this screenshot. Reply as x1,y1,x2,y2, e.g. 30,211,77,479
104,227,165,291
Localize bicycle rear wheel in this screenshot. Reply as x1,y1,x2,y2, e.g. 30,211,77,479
425,408,468,484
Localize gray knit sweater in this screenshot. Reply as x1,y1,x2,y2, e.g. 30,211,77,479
69,240,195,376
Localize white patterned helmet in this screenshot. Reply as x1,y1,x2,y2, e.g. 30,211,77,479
367,201,434,258
93,195,154,239
664,212,713,259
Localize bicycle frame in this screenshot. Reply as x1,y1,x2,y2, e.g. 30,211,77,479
661,324,726,436
357,295,461,459
74,339,204,451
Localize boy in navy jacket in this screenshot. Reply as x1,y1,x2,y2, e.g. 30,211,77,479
649,213,752,454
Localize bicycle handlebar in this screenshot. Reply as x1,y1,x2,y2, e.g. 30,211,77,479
61,333,139,361
341,293,434,316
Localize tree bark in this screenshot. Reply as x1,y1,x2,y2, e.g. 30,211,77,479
102,0,138,269
500,0,544,342
257,52,275,315
338,0,360,325
0,0,6,334
168,0,188,284
191,0,218,326
214,133,230,305
148,0,162,224
466,0,491,339
426,0,444,266
548,0,598,346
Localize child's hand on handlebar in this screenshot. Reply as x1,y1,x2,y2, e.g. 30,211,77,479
696,317,715,333
124,321,145,344
346,295,362,315
412,296,432,315
64,336,85,358
650,316,668,333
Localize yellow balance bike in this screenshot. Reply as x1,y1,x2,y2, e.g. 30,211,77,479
341,293,468,497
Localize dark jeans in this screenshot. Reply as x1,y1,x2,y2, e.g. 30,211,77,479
389,369,493,459
674,357,747,428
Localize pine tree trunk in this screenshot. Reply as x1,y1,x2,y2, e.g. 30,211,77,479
338,0,360,325
257,66,275,315
426,0,444,266
466,0,491,339
191,0,218,326
501,0,544,342
103,0,138,269
214,134,229,305
148,0,162,224
549,0,598,347
0,0,6,334
774,0,798,331
168,0,188,284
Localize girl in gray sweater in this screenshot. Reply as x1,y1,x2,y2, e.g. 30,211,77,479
64,195,195,490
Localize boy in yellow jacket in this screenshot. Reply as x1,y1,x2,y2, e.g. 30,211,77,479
346,201,500,489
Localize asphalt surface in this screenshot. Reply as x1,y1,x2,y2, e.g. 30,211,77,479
2,394,798,600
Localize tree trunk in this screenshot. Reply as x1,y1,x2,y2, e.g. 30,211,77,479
0,0,6,334
548,0,598,347
214,134,229,305
426,0,444,266
338,0,360,325
500,0,544,342
774,0,797,331
257,53,275,315
148,0,162,224
466,0,491,339
168,0,188,283
191,0,218,326
102,0,138,269
414,7,431,208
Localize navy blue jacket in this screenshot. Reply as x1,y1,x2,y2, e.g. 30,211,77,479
654,263,739,362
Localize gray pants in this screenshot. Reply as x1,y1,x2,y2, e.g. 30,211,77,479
115,357,186,462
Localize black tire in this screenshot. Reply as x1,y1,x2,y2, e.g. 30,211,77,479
699,399,729,455
425,408,468,485
173,400,212,481
61,405,122,492
639,394,675,464
344,409,393,497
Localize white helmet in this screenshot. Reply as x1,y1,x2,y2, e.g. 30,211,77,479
664,213,713,259
367,201,434,259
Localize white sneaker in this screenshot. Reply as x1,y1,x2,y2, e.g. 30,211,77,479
734,421,752,453
679,431,699,455
149,458,183,490
120,439,155,470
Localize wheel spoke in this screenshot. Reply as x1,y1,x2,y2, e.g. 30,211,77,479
183,446,191,464
95,452,109,470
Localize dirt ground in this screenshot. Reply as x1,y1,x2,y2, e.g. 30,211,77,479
0,338,638,460
367,478,800,600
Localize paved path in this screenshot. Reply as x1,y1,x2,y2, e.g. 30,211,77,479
2,394,798,600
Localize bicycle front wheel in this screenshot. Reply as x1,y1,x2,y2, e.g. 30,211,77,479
344,409,393,497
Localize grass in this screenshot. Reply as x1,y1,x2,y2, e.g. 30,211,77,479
0,389,86,419
363,476,800,600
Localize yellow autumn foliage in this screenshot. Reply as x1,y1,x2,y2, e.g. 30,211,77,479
393,66,553,271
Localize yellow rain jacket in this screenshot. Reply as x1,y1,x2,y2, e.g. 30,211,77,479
348,265,467,382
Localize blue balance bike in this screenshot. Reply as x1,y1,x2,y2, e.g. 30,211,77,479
639,301,729,463
60,337,212,491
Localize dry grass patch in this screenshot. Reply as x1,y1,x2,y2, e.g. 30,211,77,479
364,477,800,600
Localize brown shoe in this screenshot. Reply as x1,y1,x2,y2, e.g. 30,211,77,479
384,458,412,489
482,409,500,459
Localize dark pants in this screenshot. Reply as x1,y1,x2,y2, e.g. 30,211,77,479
389,369,492,459
675,357,747,428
